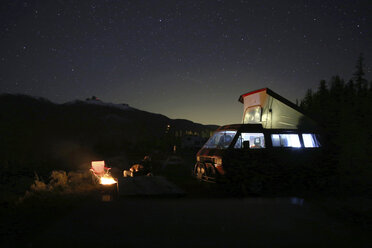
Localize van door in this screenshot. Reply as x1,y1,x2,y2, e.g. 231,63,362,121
226,132,267,167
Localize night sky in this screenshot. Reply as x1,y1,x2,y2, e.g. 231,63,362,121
1,0,371,125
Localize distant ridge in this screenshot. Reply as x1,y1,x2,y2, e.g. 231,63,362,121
0,93,218,170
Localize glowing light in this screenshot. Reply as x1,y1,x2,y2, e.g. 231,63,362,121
100,175,117,185
244,106,262,124
302,134,320,148
271,134,301,148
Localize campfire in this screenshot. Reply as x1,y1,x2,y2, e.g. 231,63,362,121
90,160,118,185
100,174,117,185
90,161,119,201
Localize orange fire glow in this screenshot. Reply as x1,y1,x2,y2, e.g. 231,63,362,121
100,175,117,185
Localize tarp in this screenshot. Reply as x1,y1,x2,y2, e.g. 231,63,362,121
238,88,316,129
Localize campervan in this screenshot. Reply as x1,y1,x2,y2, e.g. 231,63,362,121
194,124,321,182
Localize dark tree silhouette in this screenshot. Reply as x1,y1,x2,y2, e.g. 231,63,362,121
300,55,372,195
353,53,368,93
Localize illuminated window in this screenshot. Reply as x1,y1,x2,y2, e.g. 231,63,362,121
234,133,265,149
271,134,301,148
302,134,321,148
243,106,262,124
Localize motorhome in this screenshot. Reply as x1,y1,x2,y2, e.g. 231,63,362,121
194,124,321,182
194,88,321,183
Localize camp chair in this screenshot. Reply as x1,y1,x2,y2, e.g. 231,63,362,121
90,161,111,183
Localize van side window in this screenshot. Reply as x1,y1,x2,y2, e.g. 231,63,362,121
271,134,301,148
302,134,321,148
234,133,265,149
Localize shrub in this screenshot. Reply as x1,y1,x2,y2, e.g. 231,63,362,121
19,170,98,203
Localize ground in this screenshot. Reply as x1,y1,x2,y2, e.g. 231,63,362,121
19,197,371,248
1,154,371,247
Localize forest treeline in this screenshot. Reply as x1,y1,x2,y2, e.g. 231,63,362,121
300,54,372,195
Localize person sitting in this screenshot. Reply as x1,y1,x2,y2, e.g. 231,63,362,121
251,137,262,148
123,156,152,177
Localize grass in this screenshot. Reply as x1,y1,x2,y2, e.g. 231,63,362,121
0,170,101,246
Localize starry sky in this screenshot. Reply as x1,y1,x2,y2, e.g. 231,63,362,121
1,0,371,125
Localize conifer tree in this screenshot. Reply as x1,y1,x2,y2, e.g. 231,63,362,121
353,53,368,93
299,54,372,192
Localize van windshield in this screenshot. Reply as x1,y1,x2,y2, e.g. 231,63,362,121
203,131,237,149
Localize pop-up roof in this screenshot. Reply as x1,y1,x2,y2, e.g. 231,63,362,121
238,88,316,129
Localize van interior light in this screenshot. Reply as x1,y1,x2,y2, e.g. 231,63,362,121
272,134,279,139
289,135,301,148
302,134,320,148
271,134,301,148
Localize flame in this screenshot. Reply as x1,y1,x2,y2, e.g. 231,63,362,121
100,175,117,185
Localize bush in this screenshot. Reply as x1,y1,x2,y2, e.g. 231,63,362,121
19,170,98,203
